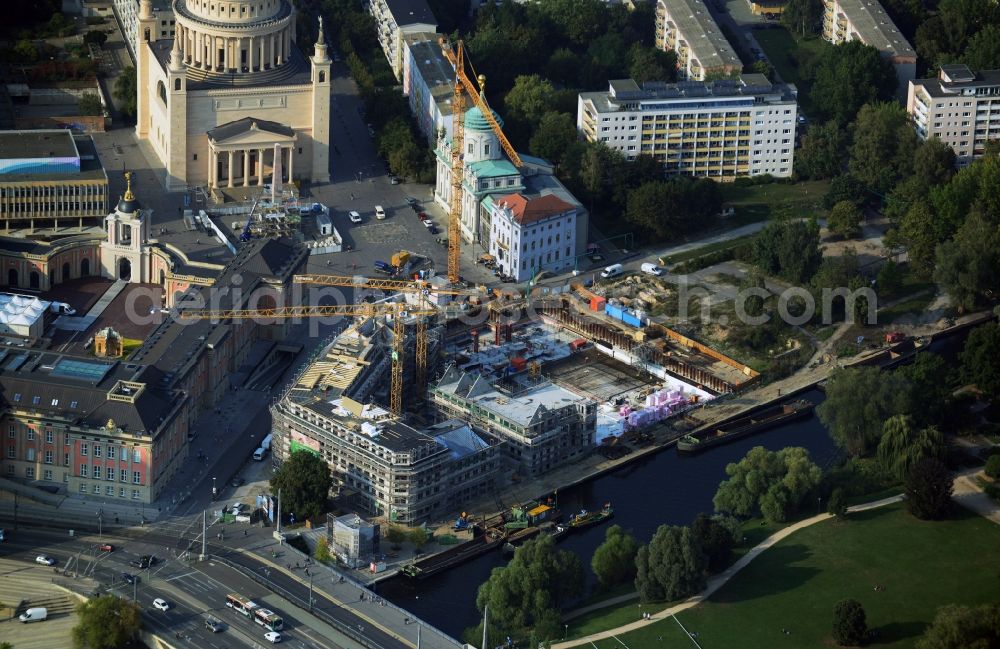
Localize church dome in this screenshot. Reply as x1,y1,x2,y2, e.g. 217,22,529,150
465,105,503,132
116,172,140,214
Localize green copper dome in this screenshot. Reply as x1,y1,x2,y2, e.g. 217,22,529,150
465,105,504,132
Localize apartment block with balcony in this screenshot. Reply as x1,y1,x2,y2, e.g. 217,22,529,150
907,65,1000,167
821,0,916,97
430,367,596,478
654,0,741,81
578,75,798,179
369,0,438,81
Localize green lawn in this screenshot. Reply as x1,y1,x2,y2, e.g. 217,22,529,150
615,504,1000,649
877,290,936,324
667,233,757,264
720,180,830,221
753,27,829,89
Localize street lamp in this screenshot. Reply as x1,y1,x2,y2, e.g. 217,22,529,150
97,509,103,540
212,477,217,499
564,624,568,640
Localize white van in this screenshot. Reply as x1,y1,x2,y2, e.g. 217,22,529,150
19,607,47,623
641,263,663,276
600,264,623,279
253,447,266,461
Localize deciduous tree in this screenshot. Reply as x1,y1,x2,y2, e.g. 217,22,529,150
849,102,919,196
113,67,138,120
832,599,868,646
818,367,909,456
905,458,953,520
269,450,332,521
83,30,108,47
77,93,103,117
795,121,848,180
713,446,822,523
72,595,141,649
634,525,706,603
876,415,943,481
408,526,430,550
750,219,822,284
934,211,1000,310
827,487,848,518
472,535,583,643
916,603,1000,649
809,41,896,125
781,0,823,36
529,111,577,167
690,513,734,573
315,536,331,562
959,322,1000,399
828,200,863,238
591,524,639,590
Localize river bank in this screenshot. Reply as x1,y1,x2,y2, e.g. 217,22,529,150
380,311,993,637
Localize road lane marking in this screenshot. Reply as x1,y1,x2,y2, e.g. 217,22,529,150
165,571,197,581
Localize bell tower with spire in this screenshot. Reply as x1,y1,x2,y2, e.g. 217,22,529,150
166,37,188,191
310,16,332,184
135,0,157,140
102,172,153,283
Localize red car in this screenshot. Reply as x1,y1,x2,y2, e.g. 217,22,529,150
97,543,114,552
417,212,428,221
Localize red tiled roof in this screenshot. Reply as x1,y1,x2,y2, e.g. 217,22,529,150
496,193,574,225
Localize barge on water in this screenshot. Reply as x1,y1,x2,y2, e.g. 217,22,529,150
677,399,814,454
400,528,505,579
567,502,613,530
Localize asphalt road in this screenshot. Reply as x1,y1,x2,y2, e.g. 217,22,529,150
0,525,367,649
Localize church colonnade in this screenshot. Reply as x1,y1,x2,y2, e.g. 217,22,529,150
207,145,295,189
173,14,294,73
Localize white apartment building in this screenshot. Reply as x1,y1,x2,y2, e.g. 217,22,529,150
577,75,799,179
907,65,1000,167
402,35,455,144
822,0,916,97
654,0,741,81
486,191,578,282
113,0,174,62
369,0,437,81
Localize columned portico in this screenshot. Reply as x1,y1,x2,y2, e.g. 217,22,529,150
206,117,297,191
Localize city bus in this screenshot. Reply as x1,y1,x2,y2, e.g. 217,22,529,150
225,593,258,618
253,607,284,632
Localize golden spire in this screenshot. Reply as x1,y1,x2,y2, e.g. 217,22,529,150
123,171,134,201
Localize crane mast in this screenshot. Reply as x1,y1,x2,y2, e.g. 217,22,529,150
447,41,466,285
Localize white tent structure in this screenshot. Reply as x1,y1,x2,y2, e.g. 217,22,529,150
0,293,51,339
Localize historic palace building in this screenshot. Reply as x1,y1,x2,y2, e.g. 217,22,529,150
135,0,331,191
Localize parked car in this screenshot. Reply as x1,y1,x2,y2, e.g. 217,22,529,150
410,204,422,213
97,543,114,552
153,598,170,611
405,197,420,206
428,226,440,235
121,572,138,585
264,631,283,643
349,211,362,223
422,219,435,228
231,476,245,487
205,617,225,633
35,555,56,566
375,205,386,220
389,176,400,185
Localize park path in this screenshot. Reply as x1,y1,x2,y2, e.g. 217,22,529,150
952,468,1000,524
553,494,905,649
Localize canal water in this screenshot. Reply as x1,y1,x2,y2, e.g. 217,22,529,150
380,388,840,638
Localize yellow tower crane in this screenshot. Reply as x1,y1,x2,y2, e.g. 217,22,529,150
439,38,524,285
177,302,436,417
293,273,484,400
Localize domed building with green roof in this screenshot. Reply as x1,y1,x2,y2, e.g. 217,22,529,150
433,103,589,281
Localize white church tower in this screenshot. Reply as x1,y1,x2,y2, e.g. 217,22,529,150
101,172,153,283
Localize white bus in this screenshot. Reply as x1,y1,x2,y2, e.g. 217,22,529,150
253,607,284,632
225,593,257,618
